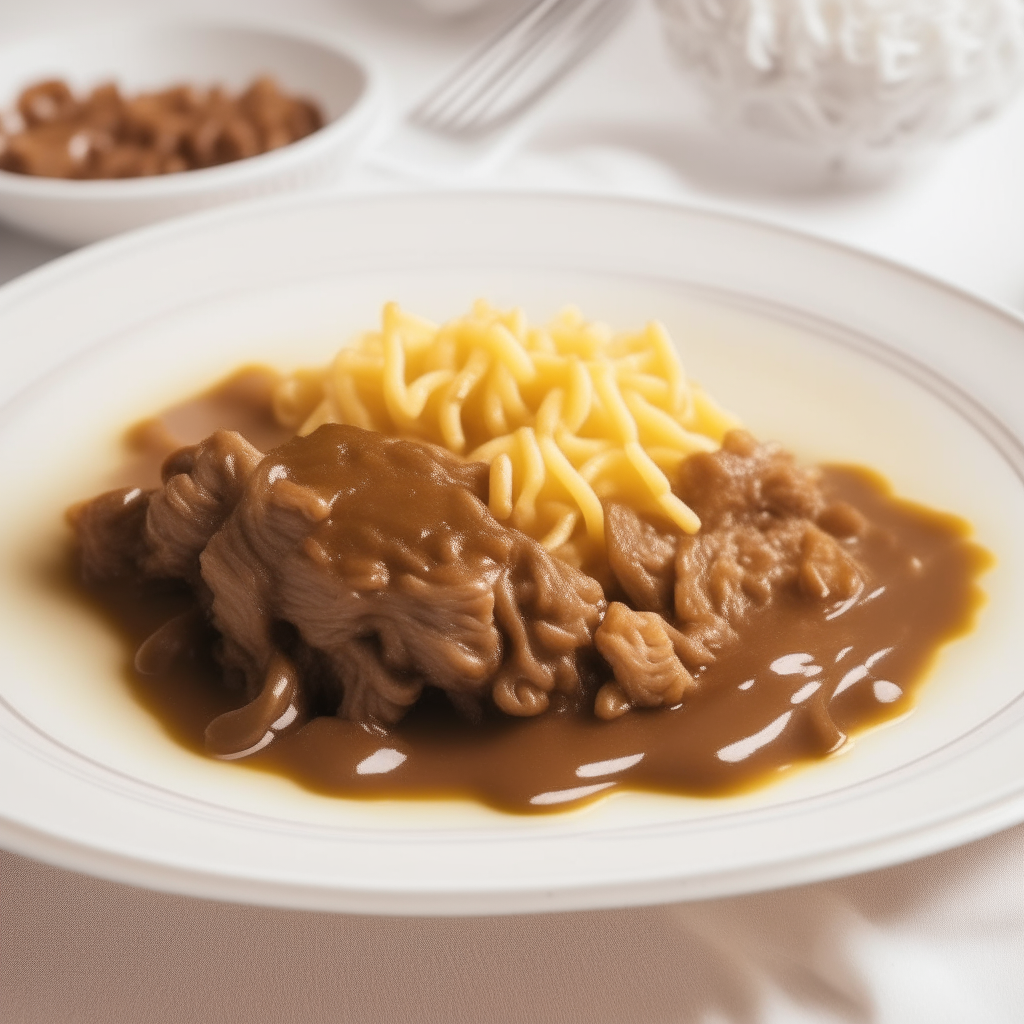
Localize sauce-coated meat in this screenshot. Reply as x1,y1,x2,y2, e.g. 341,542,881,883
75,424,606,757
605,430,867,685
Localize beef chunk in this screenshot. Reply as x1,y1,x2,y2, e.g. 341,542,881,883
143,429,263,584
596,431,868,701
678,428,826,525
68,485,150,584
490,542,605,717
605,502,677,613
593,602,696,720
672,430,865,665
73,423,607,757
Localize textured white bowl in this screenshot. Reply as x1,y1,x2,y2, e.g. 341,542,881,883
0,21,380,247
655,0,1024,153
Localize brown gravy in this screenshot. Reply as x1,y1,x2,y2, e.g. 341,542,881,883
74,369,991,813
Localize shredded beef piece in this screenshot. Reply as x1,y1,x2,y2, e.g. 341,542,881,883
678,429,825,525
594,431,867,714
73,423,606,757
143,430,263,585
605,503,676,612
672,431,866,665
491,542,605,717
68,485,151,584
593,602,696,720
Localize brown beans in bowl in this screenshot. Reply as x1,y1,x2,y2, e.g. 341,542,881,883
0,76,324,179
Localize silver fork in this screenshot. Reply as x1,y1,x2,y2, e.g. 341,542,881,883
407,0,629,140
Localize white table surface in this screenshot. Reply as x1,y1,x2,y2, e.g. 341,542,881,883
2,1,1024,1021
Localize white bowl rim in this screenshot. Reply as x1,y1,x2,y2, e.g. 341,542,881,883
0,15,383,197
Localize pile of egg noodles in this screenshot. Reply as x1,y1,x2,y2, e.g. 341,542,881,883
273,300,739,567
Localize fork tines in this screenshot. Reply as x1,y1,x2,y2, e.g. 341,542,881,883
409,0,627,139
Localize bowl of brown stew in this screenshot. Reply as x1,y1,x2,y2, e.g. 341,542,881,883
0,19,380,247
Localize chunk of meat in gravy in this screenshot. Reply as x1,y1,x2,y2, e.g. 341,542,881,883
674,432,866,659
74,422,871,750
69,485,150,585
599,431,867,707
594,602,696,720
605,503,676,612
144,430,263,585
73,423,607,758
490,540,605,718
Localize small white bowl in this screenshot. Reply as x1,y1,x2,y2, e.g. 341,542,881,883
0,20,380,247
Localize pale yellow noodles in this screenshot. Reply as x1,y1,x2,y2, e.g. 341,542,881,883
272,301,741,565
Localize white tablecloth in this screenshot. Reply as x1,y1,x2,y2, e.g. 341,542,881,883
3,1,1024,1020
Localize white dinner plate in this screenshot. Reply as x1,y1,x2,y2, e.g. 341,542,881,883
1,192,1023,915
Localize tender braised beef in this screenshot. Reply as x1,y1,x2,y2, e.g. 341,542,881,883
600,431,867,713
673,431,865,655
593,602,696,721
74,424,606,757
73,425,875,748
604,503,676,613
74,485,151,585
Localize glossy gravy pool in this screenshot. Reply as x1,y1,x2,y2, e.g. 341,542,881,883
74,369,990,813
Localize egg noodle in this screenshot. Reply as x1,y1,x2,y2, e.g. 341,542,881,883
273,300,740,565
